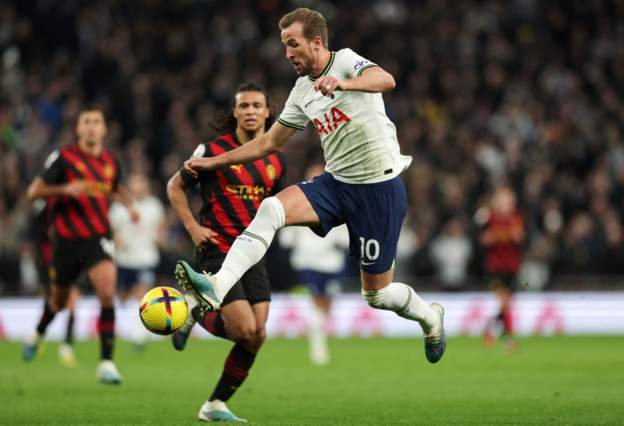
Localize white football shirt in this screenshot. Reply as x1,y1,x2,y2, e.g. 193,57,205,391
277,48,412,184
109,196,165,269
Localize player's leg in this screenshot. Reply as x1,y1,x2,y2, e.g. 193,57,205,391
128,269,153,348
496,281,517,352
196,300,266,423
22,282,71,362
360,269,445,362
303,270,332,365
87,258,122,384
58,286,79,367
194,261,270,423
342,175,446,363
23,242,79,362
175,183,320,310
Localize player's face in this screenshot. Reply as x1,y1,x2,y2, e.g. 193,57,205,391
492,188,516,215
233,91,270,133
76,110,107,147
128,173,150,199
281,22,319,76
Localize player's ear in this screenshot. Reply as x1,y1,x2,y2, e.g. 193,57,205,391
311,35,323,50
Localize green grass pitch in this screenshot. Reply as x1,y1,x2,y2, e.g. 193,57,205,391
1,336,623,425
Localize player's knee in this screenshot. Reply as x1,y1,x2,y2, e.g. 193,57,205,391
51,287,71,310
254,324,267,346
256,197,285,230
98,292,115,307
231,322,258,345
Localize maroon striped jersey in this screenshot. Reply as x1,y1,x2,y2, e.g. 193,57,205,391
180,133,287,255
40,143,121,240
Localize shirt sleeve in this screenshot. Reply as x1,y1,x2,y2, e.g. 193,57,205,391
277,85,308,131
337,48,378,80
40,150,66,184
272,153,288,194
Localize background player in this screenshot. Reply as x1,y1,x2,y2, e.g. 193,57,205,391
23,106,139,384
279,161,349,365
175,7,446,364
167,82,286,422
29,198,79,367
480,186,525,351
109,172,166,349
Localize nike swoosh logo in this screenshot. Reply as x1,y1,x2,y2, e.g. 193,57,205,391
304,98,319,108
361,261,376,266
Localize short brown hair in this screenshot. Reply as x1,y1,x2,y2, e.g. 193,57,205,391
279,8,328,48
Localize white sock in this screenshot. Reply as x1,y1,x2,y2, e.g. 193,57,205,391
308,306,329,364
123,297,148,344
362,282,438,333
214,197,285,299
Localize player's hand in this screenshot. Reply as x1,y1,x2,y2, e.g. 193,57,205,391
184,157,217,178
129,206,140,223
63,180,87,198
314,75,343,97
188,223,219,247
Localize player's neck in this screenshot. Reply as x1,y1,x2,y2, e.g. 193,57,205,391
236,128,264,144
310,49,331,78
78,140,103,157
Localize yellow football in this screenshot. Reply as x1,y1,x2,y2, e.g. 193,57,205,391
139,286,189,335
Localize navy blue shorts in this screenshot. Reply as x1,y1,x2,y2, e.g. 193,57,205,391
117,266,156,292
297,173,407,274
298,269,339,296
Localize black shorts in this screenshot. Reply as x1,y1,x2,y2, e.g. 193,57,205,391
194,252,271,306
51,236,114,286
488,274,517,292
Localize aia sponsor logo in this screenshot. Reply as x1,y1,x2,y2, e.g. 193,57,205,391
313,107,351,135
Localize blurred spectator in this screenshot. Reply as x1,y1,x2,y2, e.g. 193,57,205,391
430,217,473,291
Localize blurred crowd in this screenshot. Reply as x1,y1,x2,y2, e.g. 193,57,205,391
1,0,624,295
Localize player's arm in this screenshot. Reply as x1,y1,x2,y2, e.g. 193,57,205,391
111,184,140,223
166,171,218,246
26,176,86,202
315,66,395,96
184,122,296,176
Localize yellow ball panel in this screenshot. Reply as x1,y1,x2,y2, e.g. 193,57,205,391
139,286,188,335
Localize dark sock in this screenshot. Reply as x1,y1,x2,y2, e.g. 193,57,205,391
501,308,513,336
36,300,56,336
65,310,75,345
98,306,115,360
192,306,227,339
209,343,257,402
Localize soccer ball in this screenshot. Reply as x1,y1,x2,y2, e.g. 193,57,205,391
139,286,189,335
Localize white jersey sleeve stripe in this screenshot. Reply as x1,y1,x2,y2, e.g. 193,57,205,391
356,63,378,77
277,117,306,130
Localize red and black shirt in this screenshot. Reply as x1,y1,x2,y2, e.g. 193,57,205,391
40,143,121,240
484,212,524,275
180,133,287,256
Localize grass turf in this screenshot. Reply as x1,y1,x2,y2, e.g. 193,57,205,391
1,336,623,425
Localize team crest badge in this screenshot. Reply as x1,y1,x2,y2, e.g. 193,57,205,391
103,164,114,178
266,164,276,180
